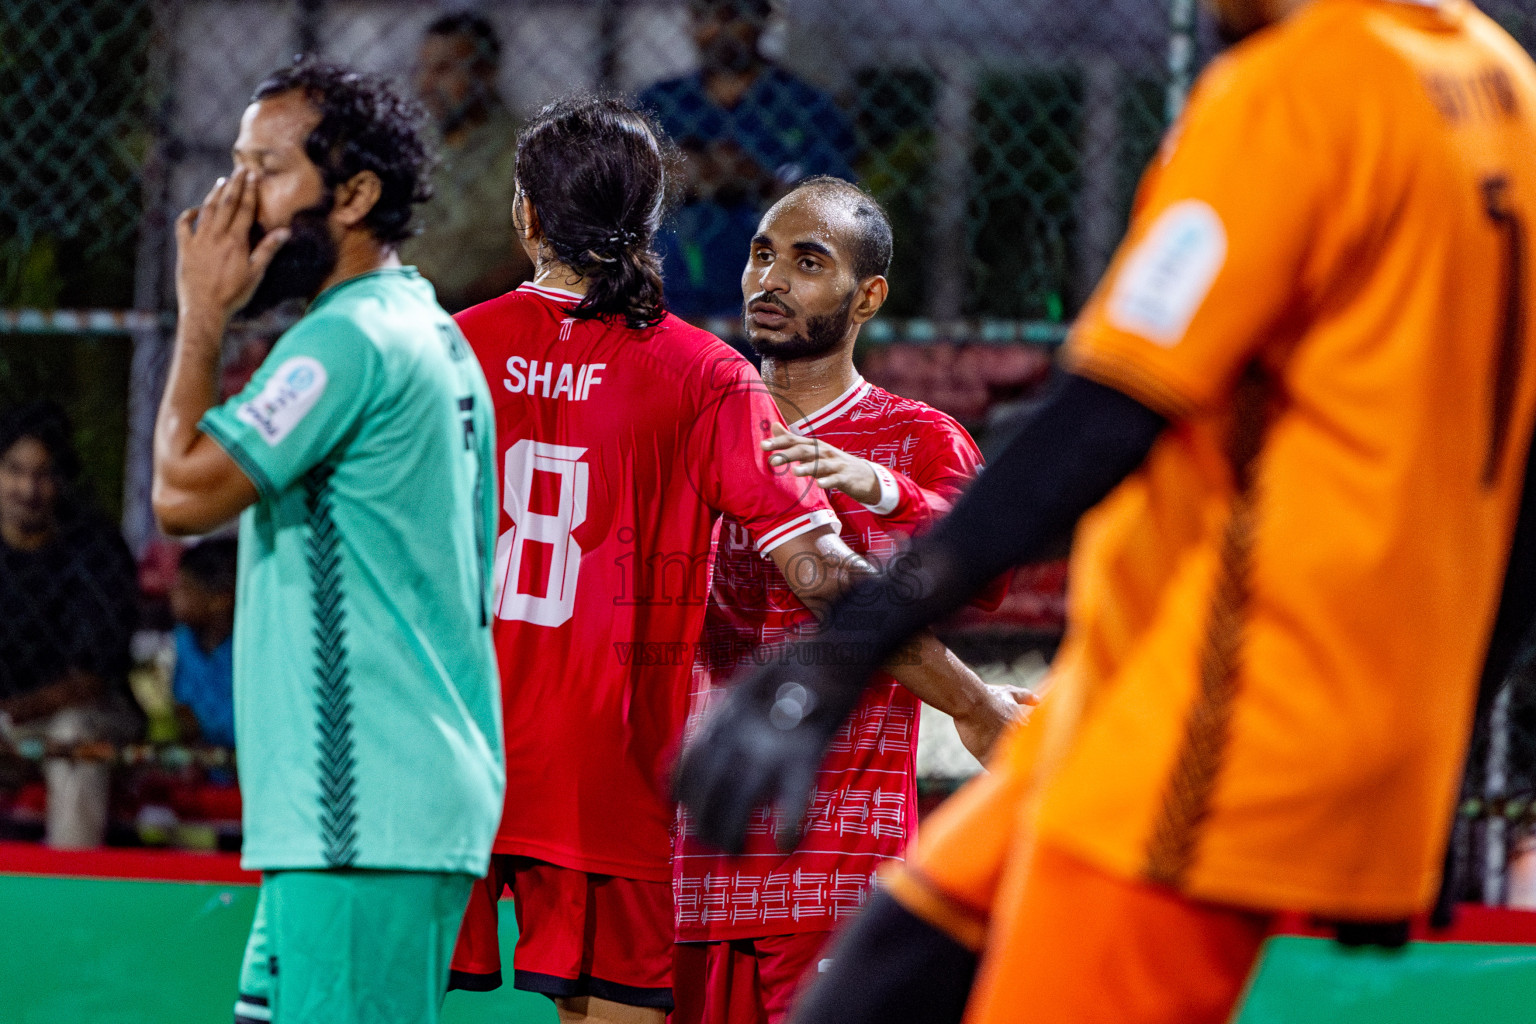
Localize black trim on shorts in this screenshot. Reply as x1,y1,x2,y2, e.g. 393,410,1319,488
514,969,675,1012
447,968,503,992
233,991,270,1024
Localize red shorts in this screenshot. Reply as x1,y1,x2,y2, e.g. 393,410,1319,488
671,932,831,1024
449,854,675,1010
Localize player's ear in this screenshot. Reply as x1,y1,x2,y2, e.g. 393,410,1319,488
852,275,888,325
332,170,383,229
516,193,542,244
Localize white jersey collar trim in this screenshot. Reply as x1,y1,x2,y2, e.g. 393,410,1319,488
789,377,871,434
519,282,585,303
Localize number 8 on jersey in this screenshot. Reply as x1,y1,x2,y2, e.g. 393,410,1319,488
494,439,588,627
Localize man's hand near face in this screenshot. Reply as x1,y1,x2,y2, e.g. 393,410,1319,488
153,169,285,537
175,169,290,330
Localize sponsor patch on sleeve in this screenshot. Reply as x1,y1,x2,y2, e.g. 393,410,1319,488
1105,199,1227,347
235,356,328,446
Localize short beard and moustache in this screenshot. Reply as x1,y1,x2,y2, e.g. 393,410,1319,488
239,193,340,318
433,79,495,138
746,289,855,361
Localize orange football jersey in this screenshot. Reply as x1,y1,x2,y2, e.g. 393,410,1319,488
910,0,1536,923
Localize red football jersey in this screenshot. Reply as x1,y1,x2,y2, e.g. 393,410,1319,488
457,283,838,882
674,378,985,939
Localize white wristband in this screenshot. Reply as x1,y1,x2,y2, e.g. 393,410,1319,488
861,461,900,516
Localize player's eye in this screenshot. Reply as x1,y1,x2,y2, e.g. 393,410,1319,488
799,258,820,272
754,249,773,263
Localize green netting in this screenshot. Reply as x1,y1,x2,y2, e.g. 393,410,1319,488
0,0,152,308
0,0,1182,321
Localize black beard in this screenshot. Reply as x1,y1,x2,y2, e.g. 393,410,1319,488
239,196,339,318
747,290,854,361
436,82,494,138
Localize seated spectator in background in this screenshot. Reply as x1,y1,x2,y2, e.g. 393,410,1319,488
0,400,139,848
639,0,857,317
169,537,236,749
401,11,532,311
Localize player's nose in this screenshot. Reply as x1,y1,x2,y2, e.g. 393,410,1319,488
759,260,792,294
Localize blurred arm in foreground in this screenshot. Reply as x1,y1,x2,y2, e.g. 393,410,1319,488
676,369,1164,852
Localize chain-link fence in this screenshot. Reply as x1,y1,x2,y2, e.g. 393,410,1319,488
130,0,1200,321
6,0,1536,908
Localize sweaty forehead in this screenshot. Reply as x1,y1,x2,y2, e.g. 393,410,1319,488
236,90,321,156
759,191,858,258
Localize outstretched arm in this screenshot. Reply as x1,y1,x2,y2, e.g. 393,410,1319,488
676,371,1167,852
764,529,1031,756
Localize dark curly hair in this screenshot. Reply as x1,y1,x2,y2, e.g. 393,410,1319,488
0,399,82,481
517,97,677,330
252,57,435,245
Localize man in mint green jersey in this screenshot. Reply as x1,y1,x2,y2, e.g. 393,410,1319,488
151,58,503,1024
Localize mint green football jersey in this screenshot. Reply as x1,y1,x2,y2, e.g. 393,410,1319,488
202,267,503,874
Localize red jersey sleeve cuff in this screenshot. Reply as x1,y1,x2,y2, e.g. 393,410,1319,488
755,508,841,556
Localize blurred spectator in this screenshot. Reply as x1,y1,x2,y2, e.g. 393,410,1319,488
169,537,236,749
0,400,139,848
639,0,858,317
400,12,532,311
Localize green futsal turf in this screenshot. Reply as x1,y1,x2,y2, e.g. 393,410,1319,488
6,873,1536,1023
0,874,555,1024
1233,934,1536,1024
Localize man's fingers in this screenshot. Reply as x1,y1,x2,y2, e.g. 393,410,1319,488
673,720,728,808
763,425,810,451
210,169,245,232
233,168,260,234
676,708,755,850
175,208,197,247
772,754,819,853
199,175,227,212
767,442,817,462
249,226,290,276
994,684,1040,707
794,461,846,482
815,472,858,494
201,175,233,233
694,744,762,855
769,443,821,467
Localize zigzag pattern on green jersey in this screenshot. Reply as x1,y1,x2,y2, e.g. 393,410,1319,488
305,462,358,867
